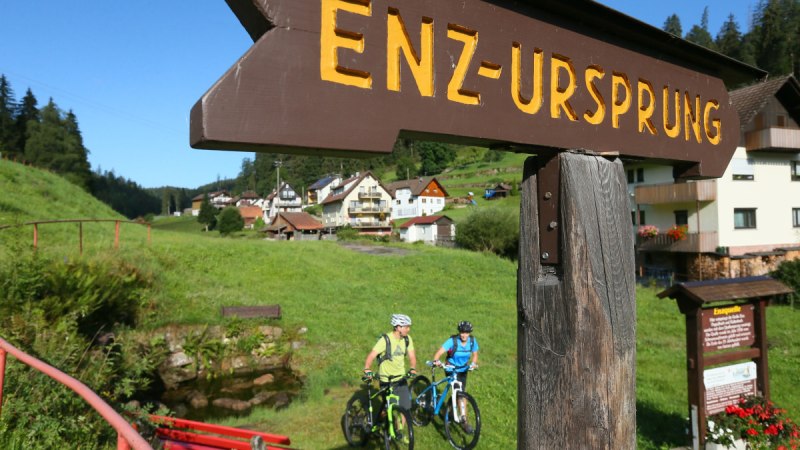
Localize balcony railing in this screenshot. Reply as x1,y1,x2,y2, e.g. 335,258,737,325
351,220,391,228
348,205,390,214
634,180,716,205
745,127,800,152
358,190,382,198
636,231,718,253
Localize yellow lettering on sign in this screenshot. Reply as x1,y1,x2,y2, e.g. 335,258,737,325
704,100,721,145
386,9,434,96
447,24,480,105
663,87,681,138
713,305,742,315
583,65,605,125
684,92,702,143
320,0,372,89
637,79,657,135
611,72,631,129
550,54,577,121
511,43,544,115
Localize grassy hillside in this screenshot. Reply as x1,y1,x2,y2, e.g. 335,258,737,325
2,159,799,449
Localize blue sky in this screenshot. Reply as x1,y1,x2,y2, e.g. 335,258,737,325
0,1,757,189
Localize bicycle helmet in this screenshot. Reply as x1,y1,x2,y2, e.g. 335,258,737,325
457,321,473,333
391,314,412,327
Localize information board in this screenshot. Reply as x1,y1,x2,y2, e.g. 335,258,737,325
704,362,758,415
701,304,755,352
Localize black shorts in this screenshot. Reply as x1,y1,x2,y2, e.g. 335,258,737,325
447,370,469,392
380,378,411,411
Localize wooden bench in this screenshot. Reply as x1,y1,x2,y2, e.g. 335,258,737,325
221,305,281,319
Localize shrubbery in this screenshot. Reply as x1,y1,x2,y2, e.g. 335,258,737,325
772,258,800,306
217,206,244,235
0,253,164,448
455,207,519,259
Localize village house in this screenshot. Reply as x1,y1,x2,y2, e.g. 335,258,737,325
190,190,233,216
262,182,302,220
264,212,324,240
306,175,341,206
234,190,262,207
386,177,449,220
630,75,800,281
484,183,512,200
321,172,393,235
398,215,455,245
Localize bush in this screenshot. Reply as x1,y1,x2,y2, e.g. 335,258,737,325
772,258,800,305
455,207,519,259
336,225,359,241
217,206,244,235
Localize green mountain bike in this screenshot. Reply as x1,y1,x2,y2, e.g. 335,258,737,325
343,374,414,449
410,361,481,450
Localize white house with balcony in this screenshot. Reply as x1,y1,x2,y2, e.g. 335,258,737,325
306,175,341,206
630,75,800,281
320,172,393,235
386,177,449,220
263,182,303,220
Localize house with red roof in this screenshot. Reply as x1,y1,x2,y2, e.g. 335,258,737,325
398,215,455,245
385,177,449,219
238,205,263,230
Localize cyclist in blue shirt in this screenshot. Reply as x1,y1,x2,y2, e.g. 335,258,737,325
432,321,479,434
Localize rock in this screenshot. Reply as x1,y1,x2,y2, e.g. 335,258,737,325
272,392,290,409
221,380,254,393
248,391,277,406
165,351,194,368
258,326,283,339
253,374,275,386
297,327,308,335
186,391,208,409
158,352,197,389
212,398,251,412
220,356,251,373
291,341,304,350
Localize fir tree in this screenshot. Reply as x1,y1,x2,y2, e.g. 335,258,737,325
752,0,796,76
0,75,19,158
663,14,683,37
15,88,39,157
685,7,715,50
716,14,746,61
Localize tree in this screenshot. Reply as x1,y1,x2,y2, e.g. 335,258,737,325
716,14,746,62
197,193,217,232
15,88,39,157
751,0,797,76
663,14,683,37
0,75,20,159
395,156,417,180
217,206,244,235
455,207,519,259
417,141,456,176
685,7,715,50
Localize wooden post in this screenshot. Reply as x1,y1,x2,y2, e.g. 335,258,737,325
114,221,120,249
518,152,636,449
33,223,38,250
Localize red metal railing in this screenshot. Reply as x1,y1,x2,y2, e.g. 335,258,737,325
0,337,152,450
150,415,292,449
0,219,151,254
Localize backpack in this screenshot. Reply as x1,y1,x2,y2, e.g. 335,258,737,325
446,335,475,359
378,333,409,363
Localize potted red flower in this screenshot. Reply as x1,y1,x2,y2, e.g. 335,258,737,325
665,224,688,241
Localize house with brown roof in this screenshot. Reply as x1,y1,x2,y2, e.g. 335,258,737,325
321,172,393,235
234,190,262,207
264,212,324,240
263,182,303,220
629,75,800,281
398,215,455,245
190,190,233,216
386,177,449,220
307,175,341,206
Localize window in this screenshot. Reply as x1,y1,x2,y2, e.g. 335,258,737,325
794,208,800,228
731,158,754,181
674,210,688,226
734,208,756,229
636,168,644,182
631,210,646,225
627,169,634,184
777,115,787,127
792,161,800,181
396,200,401,205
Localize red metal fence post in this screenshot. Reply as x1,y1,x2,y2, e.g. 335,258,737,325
0,348,6,416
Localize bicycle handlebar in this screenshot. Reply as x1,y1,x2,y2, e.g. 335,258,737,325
425,360,477,371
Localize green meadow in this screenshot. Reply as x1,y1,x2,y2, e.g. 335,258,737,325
1,158,799,449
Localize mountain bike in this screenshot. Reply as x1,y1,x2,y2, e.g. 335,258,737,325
343,373,415,449
410,361,481,450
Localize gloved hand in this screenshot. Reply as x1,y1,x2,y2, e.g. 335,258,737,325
406,368,417,378
362,369,374,382
469,363,478,371
433,360,443,367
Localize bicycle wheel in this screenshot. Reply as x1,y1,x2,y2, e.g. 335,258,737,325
409,376,432,426
384,406,414,450
443,392,481,450
343,392,371,447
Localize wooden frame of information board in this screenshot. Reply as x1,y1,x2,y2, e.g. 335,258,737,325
658,276,793,449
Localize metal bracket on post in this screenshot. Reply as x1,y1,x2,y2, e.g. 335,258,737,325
537,151,561,265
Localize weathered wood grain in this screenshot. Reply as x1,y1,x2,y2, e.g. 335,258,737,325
518,152,635,449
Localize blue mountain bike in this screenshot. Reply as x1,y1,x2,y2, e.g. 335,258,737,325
410,361,481,450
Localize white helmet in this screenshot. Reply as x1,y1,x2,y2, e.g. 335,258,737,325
391,314,412,327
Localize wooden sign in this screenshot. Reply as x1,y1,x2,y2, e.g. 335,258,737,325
704,362,758,415
191,0,749,178
701,304,755,352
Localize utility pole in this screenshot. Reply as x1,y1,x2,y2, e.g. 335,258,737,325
274,159,282,217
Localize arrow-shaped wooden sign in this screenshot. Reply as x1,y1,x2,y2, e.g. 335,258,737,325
191,0,763,178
